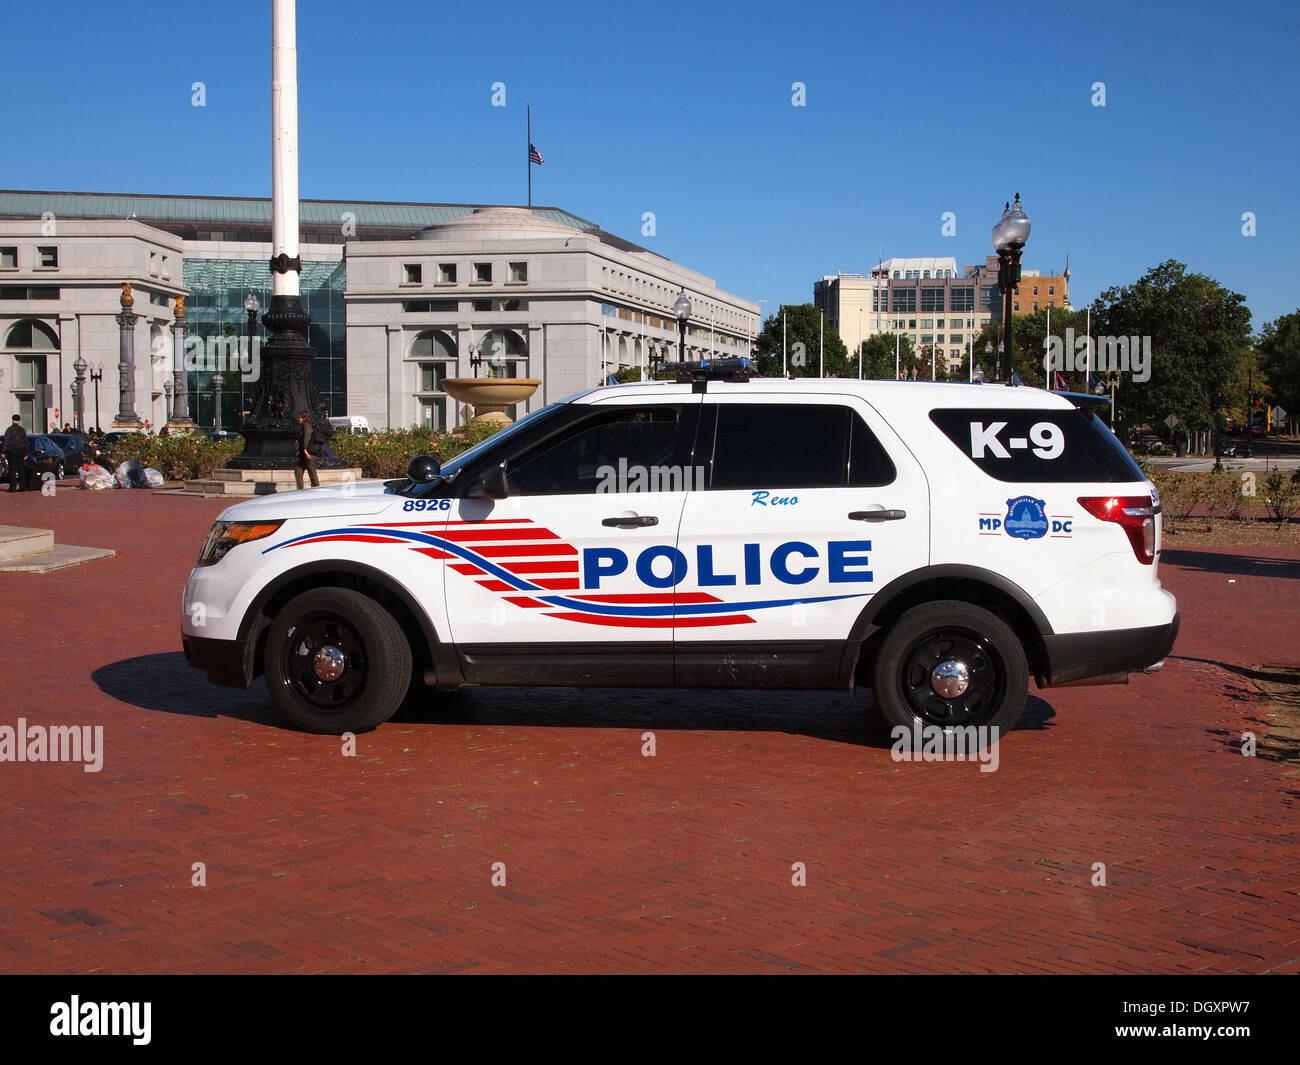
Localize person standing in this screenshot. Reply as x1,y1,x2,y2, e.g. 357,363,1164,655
295,409,320,490
4,414,28,493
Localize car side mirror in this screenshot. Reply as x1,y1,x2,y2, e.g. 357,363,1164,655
474,465,509,499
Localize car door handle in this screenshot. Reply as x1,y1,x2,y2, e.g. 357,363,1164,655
849,509,907,522
602,515,658,528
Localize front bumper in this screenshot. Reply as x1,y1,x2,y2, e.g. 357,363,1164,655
182,632,254,689
1038,612,1180,687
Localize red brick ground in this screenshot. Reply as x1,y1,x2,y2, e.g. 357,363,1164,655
1,486,1297,973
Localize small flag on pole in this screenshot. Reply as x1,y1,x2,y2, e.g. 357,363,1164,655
529,143,544,165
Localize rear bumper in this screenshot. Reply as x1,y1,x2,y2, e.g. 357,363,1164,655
182,632,253,689
1038,612,1180,687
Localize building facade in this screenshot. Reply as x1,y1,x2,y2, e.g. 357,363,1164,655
0,192,759,433
814,254,1070,374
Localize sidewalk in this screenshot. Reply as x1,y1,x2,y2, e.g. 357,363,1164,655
0,489,1296,973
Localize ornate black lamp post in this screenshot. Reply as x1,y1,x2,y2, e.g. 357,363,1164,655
90,363,103,432
212,372,225,432
992,194,1031,382
674,289,692,363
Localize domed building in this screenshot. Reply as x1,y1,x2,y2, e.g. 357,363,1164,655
343,205,760,429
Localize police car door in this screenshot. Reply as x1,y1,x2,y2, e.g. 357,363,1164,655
442,395,702,686
674,393,929,687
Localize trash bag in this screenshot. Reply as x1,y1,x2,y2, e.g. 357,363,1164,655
142,467,164,488
78,464,115,491
114,459,146,489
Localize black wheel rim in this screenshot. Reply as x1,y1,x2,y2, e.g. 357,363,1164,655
897,626,1006,728
280,613,368,714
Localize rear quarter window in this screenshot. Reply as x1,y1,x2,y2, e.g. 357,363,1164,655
928,406,1145,483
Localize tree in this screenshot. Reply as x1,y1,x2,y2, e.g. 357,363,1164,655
857,332,918,379
753,304,851,378
1257,310,1300,433
1089,260,1252,442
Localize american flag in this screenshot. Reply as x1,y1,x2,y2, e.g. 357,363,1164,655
528,143,544,165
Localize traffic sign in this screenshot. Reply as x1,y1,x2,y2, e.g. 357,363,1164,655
1164,414,1179,429
1272,405,1287,427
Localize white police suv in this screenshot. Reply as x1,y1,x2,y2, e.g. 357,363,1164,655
182,362,1178,737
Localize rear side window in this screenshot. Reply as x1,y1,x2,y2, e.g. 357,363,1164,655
929,406,1145,483
708,403,895,489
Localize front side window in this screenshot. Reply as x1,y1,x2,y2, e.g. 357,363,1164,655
505,405,700,497
708,404,895,489
37,246,57,268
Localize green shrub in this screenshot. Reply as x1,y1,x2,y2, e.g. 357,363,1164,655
98,433,243,481
1263,470,1300,526
327,423,503,479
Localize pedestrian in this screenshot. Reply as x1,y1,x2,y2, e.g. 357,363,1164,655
295,409,320,490
4,414,28,493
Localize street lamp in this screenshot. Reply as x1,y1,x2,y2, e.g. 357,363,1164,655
244,292,260,422
212,372,225,432
992,194,1031,383
89,362,103,433
673,289,692,364
73,355,88,433
163,379,173,423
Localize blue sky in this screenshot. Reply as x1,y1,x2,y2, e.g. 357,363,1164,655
8,0,1298,329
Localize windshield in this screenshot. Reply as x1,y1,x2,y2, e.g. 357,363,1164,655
436,402,568,481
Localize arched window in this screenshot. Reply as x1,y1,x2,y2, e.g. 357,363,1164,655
5,319,59,350
409,329,456,361
480,329,527,377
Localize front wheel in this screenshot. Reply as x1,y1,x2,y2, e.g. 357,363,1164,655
871,600,1028,738
264,588,411,734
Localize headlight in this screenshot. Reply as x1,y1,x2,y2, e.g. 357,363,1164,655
197,521,283,566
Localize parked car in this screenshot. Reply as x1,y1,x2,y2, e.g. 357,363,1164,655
49,432,105,471
207,430,243,443
184,365,1179,738
9,435,68,488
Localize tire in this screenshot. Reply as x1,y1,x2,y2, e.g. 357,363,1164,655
871,600,1029,738
264,588,411,734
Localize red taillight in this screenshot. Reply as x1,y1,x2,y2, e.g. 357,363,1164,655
1078,495,1157,564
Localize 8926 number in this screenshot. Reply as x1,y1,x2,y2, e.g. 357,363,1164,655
401,498,452,511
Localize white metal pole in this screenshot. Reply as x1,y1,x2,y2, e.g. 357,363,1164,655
271,0,300,299
894,331,899,380
782,310,787,377
1085,306,1091,382
1045,305,1051,389
819,310,824,378
858,306,863,379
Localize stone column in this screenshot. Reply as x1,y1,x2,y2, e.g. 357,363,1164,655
112,283,142,428
169,296,193,426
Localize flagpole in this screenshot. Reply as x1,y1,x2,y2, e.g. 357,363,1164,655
527,105,532,207
1046,305,1051,389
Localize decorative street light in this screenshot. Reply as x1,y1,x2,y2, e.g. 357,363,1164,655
212,372,225,432
992,194,1031,382
89,362,103,433
243,291,260,419
163,379,173,423
73,354,88,433
673,289,692,363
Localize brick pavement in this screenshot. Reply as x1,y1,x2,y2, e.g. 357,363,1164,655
0,486,1297,973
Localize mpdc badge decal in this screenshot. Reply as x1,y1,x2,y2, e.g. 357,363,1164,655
1004,496,1048,540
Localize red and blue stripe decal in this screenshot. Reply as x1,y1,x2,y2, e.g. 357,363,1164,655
266,518,866,627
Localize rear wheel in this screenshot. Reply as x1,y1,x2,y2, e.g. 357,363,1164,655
872,600,1028,738
265,588,411,734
